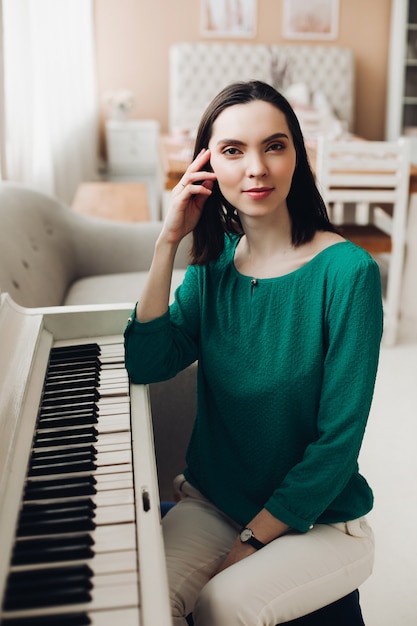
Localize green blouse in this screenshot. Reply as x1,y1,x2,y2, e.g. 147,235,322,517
124,235,383,532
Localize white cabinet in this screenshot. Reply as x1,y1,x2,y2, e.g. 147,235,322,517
105,119,161,219
386,0,417,162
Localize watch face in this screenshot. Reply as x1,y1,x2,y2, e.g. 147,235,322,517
240,528,253,542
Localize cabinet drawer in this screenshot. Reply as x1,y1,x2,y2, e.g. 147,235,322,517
106,121,160,171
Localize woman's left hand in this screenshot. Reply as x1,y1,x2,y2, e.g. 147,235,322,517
214,538,256,576
213,509,290,576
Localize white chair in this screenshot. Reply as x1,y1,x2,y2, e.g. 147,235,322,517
315,137,411,347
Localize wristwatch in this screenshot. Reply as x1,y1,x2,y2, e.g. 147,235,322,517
239,527,266,550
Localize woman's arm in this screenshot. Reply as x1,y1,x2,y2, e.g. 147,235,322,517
215,509,290,574
135,148,216,323
262,257,383,531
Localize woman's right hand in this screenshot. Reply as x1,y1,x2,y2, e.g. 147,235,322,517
160,148,217,245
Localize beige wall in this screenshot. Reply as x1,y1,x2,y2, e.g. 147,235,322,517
94,0,392,149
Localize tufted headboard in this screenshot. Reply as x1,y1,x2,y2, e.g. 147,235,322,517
169,42,354,135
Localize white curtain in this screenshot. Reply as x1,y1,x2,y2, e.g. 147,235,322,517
0,1,6,179
2,0,98,204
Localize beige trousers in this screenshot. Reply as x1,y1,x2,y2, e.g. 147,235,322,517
162,475,374,626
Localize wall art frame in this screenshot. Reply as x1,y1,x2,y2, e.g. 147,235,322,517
200,0,257,39
283,0,339,41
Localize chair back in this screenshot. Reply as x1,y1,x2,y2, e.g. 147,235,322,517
315,137,411,346
315,137,409,236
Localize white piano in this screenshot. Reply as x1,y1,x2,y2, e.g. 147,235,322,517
0,293,172,626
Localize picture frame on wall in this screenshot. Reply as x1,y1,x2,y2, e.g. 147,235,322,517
283,0,339,41
201,0,257,39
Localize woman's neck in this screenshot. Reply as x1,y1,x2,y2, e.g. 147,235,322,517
237,211,294,264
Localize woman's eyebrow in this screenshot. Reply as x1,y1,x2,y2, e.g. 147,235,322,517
215,132,289,147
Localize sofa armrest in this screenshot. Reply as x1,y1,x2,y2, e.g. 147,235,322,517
69,215,192,278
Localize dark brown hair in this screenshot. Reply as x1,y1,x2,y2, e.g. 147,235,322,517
191,80,336,265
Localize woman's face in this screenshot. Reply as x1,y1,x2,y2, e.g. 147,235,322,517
208,100,297,220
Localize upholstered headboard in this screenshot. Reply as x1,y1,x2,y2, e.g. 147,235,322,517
169,42,354,135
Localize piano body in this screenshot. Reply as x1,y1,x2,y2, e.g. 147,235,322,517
0,293,172,625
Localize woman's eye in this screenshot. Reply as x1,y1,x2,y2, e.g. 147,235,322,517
267,142,285,151
223,147,241,155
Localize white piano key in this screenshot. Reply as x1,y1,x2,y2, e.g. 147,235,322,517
100,437,131,449
95,415,131,433
98,403,130,415
94,432,131,448
89,607,141,626
93,488,134,507
99,370,128,380
95,503,135,525
98,397,130,407
94,473,133,491
87,522,137,553
95,450,132,467
93,463,132,476
85,549,137,575
99,387,129,396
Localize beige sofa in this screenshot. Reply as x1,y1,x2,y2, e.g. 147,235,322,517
0,182,195,500
0,182,190,308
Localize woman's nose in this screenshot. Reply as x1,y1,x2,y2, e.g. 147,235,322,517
246,152,268,177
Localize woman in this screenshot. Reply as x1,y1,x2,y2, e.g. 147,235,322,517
124,81,383,625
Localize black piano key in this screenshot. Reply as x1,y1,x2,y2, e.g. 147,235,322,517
4,564,93,609
40,389,100,408
47,359,99,370
43,381,99,397
35,413,98,428
19,499,96,520
36,405,98,420
47,361,99,374
11,586,93,609
17,504,96,534
35,425,98,437
28,458,97,477
32,431,97,448
48,366,99,376
45,369,98,382
17,513,96,536
5,584,93,608
5,562,93,584
12,534,95,566
24,476,97,500
0,613,92,626
30,444,97,461
33,427,99,448
48,344,100,362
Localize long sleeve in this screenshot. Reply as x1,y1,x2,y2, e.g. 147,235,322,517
263,257,383,531
124,264,201,383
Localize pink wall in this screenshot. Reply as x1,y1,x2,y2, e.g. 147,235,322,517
94,0,391,147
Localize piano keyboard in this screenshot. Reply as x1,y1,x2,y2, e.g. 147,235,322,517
1,339,144,626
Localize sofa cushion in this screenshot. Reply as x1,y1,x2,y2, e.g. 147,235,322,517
63,268,186,306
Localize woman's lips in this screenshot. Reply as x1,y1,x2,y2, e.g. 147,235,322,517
243,187,274,199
